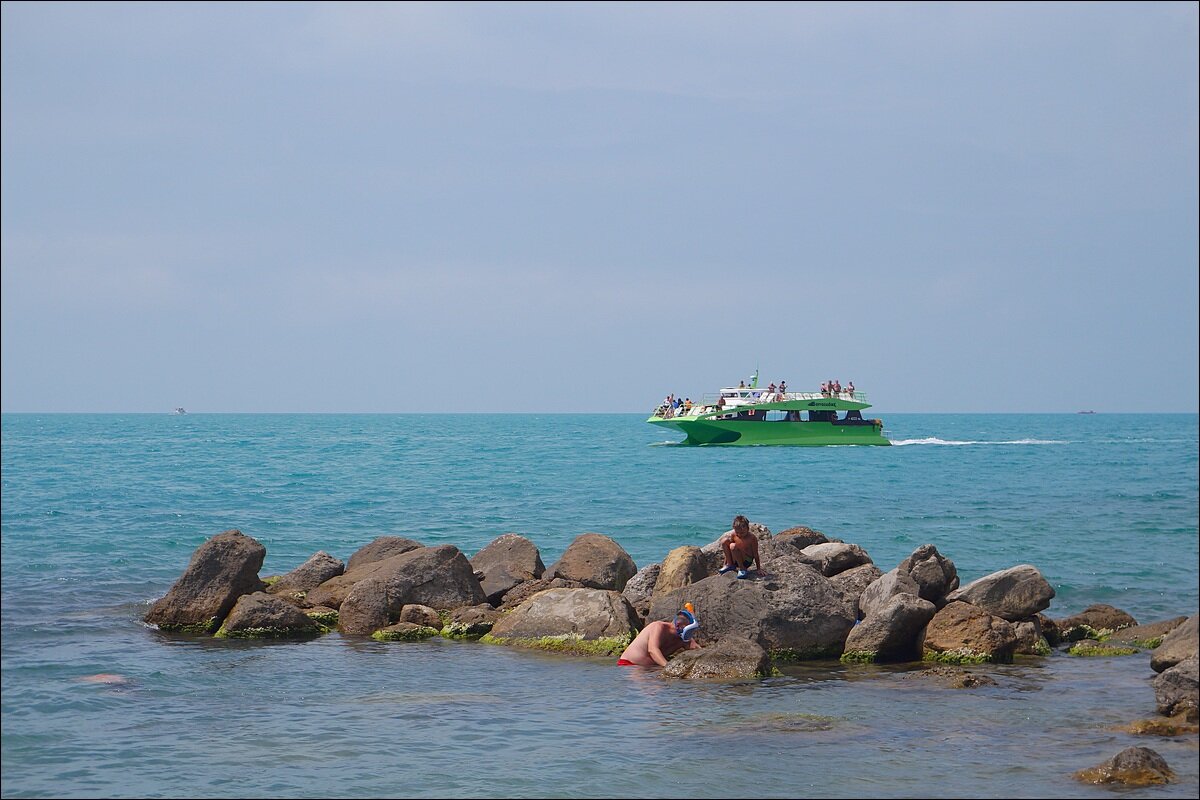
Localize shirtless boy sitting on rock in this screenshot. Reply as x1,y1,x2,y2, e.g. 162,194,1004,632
718,514,764,579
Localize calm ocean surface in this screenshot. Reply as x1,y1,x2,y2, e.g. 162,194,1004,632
2,412,1198,798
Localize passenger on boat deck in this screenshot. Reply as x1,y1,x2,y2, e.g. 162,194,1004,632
820,382,829,397
684,398,693,413
833,379,842,395
739,380,746,389
767,382,777,399
847,381,854,396
779,380,787,398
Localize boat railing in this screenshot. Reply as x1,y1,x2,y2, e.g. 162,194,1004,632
652,390,868,418
695,390,869,404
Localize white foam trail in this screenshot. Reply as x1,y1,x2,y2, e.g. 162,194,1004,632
890,437,1069,446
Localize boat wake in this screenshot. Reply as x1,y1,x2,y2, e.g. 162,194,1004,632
890,437,1069,446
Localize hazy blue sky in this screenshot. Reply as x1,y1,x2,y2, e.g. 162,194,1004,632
3,2,1197,413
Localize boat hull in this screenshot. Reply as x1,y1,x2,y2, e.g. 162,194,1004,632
647,417,891,446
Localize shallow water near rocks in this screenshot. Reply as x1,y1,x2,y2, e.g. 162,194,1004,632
2,413,1197,798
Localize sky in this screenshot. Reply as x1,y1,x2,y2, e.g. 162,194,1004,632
2,2,1197,413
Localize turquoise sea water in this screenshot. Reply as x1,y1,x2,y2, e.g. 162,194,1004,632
2,413,1198,798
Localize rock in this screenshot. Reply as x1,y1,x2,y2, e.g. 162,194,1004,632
1066,639,1139,657
372,622,440,642
398,604,442,629
1073,746,1175,786
773,526,828,548
1118,716,1200,736
945,564,1054,621
265,551,345,602
662,636,773,679
923,601,1017,664
307,550,427,610
1151,613,1198,674
797,542,873,577
1153,655,1198,722
544,533,637,591
345,536,423,571
214,592,320,638
859,568,920,620
499,577,587,610
621,564,661,620
1108,616,1189,648
144,530,266,633
338,545,486,635
1012,617,1050,656
842,593,937,663
904,666,997,689
470,533,545,606
442,604,502,639
1037,612,1062,646
649,555,856,658
1059,604,1138,640
829,563,883,621
484,588,640,656
653,546,707,595
897,544,959,605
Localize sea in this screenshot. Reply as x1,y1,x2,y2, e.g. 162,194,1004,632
2,412,1197,799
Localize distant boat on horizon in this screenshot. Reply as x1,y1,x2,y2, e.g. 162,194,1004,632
173,407,187,415
1077,410,1096,414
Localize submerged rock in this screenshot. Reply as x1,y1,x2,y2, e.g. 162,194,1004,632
1073,746,1175,786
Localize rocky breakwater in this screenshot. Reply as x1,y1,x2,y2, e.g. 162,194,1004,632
145,524,1198,784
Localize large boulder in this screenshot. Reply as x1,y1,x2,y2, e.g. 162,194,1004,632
1153,655,1198,722
144,530,266,633
498,577,587,610
621,564,661,620
859,568,920,620
946,565,1054,621
544,533,637,591
338,545,486,635
797,542,873,578
470,533,545,606
307,551,419,610
923,601,1018,664
662,636,773,680
649,555,856,658
829,563,883,621
897,544,959,605
484,588,640,656
214,592,320,639
653,546,707,595
1151,613,1198,673
843,593,937,663
266,551,345,602
345,536,423,571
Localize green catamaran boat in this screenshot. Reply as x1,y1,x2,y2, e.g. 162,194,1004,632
648,374,890,446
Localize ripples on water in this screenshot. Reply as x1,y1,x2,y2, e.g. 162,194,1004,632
2,413,1198,798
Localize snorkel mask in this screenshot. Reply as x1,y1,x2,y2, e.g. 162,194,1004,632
676,602,700,641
